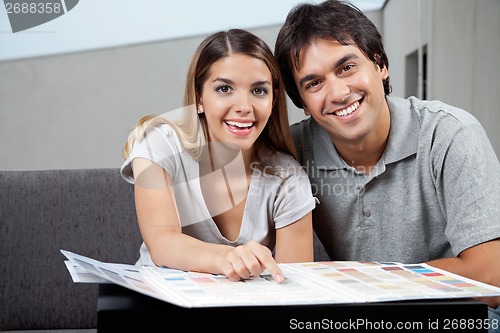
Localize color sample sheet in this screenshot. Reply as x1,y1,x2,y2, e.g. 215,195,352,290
61,250,500,308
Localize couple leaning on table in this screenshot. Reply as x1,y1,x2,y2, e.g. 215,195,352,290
119,0,500,322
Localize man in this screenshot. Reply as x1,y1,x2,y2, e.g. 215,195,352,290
274,0,500,316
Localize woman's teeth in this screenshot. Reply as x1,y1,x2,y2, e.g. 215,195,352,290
225,121,254,129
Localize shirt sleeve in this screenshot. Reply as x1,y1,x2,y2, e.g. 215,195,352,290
120,124,180,184
436,120,500,255
273,158,316,229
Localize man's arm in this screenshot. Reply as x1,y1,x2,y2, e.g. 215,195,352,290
427,238,500,307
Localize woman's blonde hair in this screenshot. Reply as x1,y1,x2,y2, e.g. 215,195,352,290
122,29,297,168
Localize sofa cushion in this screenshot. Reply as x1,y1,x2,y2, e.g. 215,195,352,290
0,169,142,331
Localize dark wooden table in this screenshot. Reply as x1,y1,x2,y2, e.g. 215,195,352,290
97,283,489,332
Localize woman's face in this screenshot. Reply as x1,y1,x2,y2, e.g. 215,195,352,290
199,53,274,155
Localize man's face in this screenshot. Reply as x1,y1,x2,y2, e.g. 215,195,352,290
292,38,389,146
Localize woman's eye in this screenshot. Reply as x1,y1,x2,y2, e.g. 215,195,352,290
216,85,232,93
253,87,268,96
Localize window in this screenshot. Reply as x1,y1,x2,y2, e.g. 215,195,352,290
405,45,427,99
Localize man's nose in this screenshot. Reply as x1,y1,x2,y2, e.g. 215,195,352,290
325,76,350,104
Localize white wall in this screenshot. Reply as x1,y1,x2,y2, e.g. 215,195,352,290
1,1,498,171
383,0,500,154
0,25,305,171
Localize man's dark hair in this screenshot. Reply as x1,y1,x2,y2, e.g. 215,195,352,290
275,0,391,108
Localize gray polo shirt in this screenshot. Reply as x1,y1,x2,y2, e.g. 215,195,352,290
291,96,500,263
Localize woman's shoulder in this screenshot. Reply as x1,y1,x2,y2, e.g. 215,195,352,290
150,122,177,136
259,151,305,176
260,150,291,165
145,122,183,146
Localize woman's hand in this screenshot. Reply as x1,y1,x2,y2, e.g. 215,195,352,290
218,240,284,283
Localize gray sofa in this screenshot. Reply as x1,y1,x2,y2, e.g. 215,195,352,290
0,169,141,332
0,168,328,332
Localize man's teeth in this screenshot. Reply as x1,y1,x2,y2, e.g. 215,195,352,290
225,121,253,128
334,101,360,116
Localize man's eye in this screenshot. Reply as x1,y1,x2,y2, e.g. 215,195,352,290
306,80,320,90
341,64,353,73
216,85,232,93
253,87,268,96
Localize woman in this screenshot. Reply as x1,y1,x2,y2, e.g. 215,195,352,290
121,29,315,283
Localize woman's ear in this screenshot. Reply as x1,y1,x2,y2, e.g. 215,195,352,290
197,98,204,114
303,107,310,116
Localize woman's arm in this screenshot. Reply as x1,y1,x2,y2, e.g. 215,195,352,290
132,157,284,282
274,211,314,263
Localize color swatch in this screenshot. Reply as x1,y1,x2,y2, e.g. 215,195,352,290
61,250,500,308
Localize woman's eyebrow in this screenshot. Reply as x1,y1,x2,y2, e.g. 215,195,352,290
212,77,271,87
212,77,233,84
252,80,271,87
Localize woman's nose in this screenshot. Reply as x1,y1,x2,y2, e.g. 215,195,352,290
234,92,252,113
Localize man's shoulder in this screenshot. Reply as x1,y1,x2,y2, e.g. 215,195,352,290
388,96,482,138
290,117,314,138
392,96,478,124
289,117,315,163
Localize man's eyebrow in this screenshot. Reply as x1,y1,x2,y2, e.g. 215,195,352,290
298,53,360,87
299,74,319,88
335,53,360,68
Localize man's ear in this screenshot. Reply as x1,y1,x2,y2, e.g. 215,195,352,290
374,54,389,80
379,65,388,80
